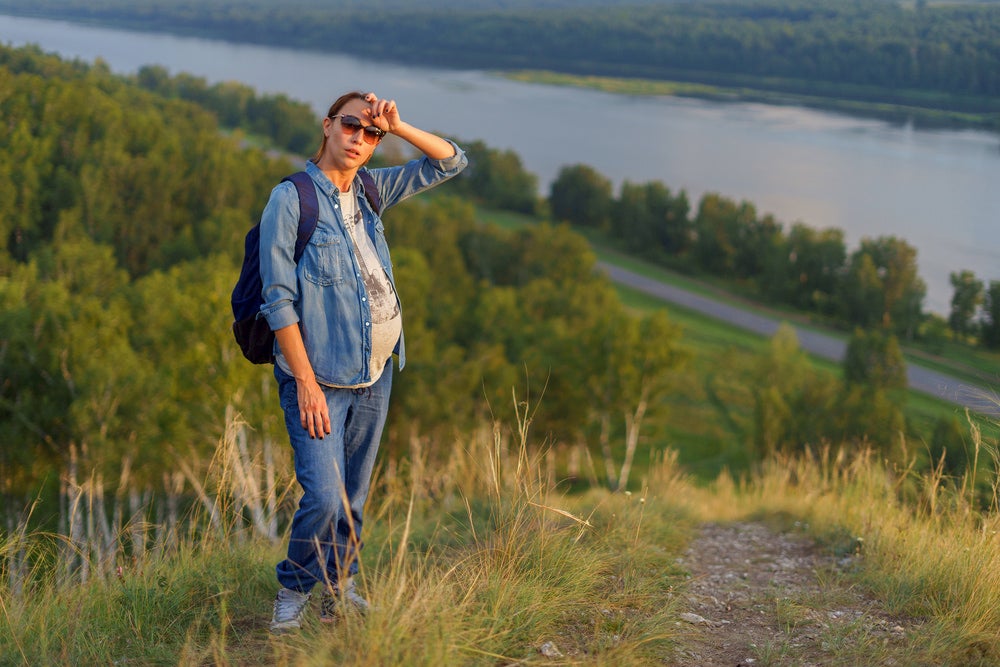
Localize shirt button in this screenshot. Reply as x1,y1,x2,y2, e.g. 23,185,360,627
365,322,370,327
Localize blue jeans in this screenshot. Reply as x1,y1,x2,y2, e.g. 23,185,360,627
274,362,392,592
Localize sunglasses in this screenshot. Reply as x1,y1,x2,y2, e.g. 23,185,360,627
330,114,386,145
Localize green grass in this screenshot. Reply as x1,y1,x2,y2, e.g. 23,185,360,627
503,70,1000,132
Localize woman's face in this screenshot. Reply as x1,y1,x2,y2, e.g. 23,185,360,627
321,98,381,171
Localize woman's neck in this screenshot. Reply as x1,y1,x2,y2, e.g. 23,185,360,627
316,159,356,192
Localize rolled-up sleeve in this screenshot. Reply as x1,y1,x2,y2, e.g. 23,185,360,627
258,181,301,331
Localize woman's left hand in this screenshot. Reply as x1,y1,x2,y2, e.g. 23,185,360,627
364,92,400,133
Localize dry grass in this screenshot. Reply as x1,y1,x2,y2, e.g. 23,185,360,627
687,410,1000,665
2,398,998,665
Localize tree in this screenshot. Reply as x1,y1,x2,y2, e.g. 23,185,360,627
582,310,686,490
839,236,925,338
616,180,691,259
843,327,908,392
548,164,612,230
979,281,1000,350
838,253,884,329
692,194,758,278
837,329,908,452
762,223,846,313
832,385,906,452
451,140,538,214
948,270,983,343
751,323,814,457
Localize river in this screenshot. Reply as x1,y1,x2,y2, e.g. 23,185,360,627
3,13,999,315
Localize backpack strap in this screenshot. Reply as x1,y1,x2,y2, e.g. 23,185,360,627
281,170,381,261
282,172,320,263
358,169,382,215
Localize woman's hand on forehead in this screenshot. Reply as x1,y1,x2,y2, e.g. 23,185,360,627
363,92,399,132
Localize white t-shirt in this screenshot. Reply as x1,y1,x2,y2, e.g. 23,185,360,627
336,188,401,386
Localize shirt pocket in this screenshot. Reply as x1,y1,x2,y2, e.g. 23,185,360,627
302,228,346,286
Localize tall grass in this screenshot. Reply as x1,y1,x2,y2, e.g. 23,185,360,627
1,397,692,665
695,409,1000,665
3,392,999,665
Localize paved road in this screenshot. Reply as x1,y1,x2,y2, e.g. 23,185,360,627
601,263,1000,417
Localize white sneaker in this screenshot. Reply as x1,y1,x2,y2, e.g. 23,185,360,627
269,587,311,634
320,577,369,623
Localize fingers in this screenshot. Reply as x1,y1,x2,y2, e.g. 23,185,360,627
298,383,331,440
363,92,398,127
302,410,330,439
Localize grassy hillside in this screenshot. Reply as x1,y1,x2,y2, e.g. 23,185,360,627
2,408,998,665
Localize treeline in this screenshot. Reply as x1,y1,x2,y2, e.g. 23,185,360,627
3,0,1000,121
0,44,684,496
525,161,1000,352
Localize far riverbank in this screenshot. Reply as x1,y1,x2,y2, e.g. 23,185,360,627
504,70,1000,136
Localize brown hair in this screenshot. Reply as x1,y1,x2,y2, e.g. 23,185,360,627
311,91,367,163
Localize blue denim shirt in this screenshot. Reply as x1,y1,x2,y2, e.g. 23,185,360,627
259,142,467,387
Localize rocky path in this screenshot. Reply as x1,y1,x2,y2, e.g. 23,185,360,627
669,522,918,666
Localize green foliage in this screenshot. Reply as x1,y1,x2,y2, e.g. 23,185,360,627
761,223,846,314
918,313,950,355
979,281,1000,350
948,270,984,343
382,196,686,461
0,43,693,492
0,45,288,277
844,328,908,392
840,236,926,339
449,139,538,214
692,194,765,280
135,65,319,155
549,164,612,230
0,45,290,487
751,323,816,456
837,328,908,449
926,413,970,475
617,180,691,261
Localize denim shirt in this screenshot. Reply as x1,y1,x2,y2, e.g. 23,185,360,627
259,141,467,387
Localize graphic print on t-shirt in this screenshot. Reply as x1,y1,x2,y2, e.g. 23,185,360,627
341,191,399,324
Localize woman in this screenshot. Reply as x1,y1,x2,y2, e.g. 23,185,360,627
259,91,467,633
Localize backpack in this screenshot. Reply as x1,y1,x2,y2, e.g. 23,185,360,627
231,170,381,364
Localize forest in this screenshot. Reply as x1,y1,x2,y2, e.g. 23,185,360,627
0,41,993,509
2,0,1000,127
0,44,685,499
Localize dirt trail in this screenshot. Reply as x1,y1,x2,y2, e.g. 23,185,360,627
669,522,918,666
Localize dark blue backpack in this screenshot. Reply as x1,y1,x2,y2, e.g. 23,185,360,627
231,170,381,364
